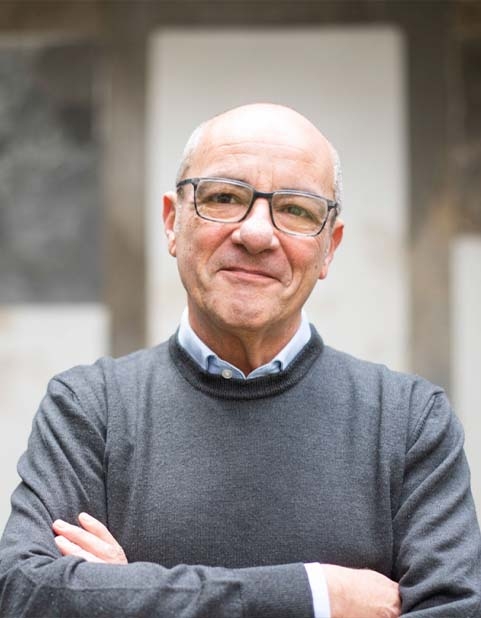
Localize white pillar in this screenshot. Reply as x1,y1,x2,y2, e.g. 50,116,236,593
451,235,481,516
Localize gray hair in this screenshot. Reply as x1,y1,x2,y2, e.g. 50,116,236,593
329,143,343,212
176,121,343,212
175,122,208,185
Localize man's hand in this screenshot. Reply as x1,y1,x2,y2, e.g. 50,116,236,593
323,564,401,618
52,513,128,565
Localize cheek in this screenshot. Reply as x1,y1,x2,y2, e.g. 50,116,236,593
286,241,324,284
176,221,225,276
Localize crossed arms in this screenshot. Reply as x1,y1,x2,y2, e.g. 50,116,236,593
52,512,401,618
0,362,480,618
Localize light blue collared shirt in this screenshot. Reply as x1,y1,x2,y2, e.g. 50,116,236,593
177,309,331,618
178,308,312,378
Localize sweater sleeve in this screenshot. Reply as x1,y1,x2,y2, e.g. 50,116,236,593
392,390,481,617
0,376,314,618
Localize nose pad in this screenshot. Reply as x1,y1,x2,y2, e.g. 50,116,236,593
232,201,279,253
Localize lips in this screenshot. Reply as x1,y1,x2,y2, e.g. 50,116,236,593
222,266,277,280
219,267,279,286
214,252,287,284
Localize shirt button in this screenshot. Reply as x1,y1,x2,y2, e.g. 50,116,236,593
221,368,233,379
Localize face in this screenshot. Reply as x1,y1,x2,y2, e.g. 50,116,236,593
163,106,344,344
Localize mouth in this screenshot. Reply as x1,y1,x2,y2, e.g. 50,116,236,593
220,267,278,283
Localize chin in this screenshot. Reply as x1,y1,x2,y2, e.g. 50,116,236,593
216,306,275,333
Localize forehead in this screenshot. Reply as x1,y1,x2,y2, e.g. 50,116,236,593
187,110,334,194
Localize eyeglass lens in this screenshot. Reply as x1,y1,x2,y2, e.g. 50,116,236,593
195,179,328,235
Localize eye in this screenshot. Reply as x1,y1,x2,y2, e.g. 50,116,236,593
279,204,314,220
197,181,248,206
209,192,241,204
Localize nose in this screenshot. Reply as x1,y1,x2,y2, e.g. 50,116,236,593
231,199,280,254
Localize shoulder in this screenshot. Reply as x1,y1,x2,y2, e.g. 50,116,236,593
53,340,170,387
316,340,453,441
320,341,441,396
44,340,172,423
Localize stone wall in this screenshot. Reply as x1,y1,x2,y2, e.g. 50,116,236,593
0,40,100,302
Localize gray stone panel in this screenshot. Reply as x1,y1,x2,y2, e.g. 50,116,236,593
0,41,100,302
462,38,481,139
459,36,481,233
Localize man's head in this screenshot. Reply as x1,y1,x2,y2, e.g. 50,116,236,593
176,109,344,213
163,103,344,353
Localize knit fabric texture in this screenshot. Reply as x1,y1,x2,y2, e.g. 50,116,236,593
0,326,480,617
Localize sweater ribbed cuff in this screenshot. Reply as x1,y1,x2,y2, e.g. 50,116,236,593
237,563,313,618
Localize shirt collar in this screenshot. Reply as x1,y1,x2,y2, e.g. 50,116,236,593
177,308,311,380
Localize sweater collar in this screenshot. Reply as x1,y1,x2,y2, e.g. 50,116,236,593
168,324,324,401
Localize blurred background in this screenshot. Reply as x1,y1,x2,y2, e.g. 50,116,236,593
0,0,480,531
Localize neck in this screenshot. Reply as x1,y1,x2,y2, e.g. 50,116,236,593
188,310,302,376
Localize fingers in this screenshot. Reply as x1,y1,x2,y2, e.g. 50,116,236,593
54,535,104,563
52,514,127,565
77,512,120,546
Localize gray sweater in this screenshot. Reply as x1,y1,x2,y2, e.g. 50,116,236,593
0,327,480,617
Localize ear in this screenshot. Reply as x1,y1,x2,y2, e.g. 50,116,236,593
319,217,344,280
163,191,178,257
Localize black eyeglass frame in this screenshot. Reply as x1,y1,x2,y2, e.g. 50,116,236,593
176,177,339,237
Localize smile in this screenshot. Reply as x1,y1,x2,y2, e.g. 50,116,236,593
220,268,278,283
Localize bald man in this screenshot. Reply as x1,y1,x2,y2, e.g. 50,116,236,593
1,104,479,618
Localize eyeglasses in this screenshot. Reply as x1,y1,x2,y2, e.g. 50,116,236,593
176,177,338,237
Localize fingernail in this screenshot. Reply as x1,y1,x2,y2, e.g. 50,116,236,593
53,519,68,529
79,512,93,522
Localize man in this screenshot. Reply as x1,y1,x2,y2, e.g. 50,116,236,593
0,103,479,618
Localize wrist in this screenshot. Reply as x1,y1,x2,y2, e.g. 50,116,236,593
322,564,348,618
